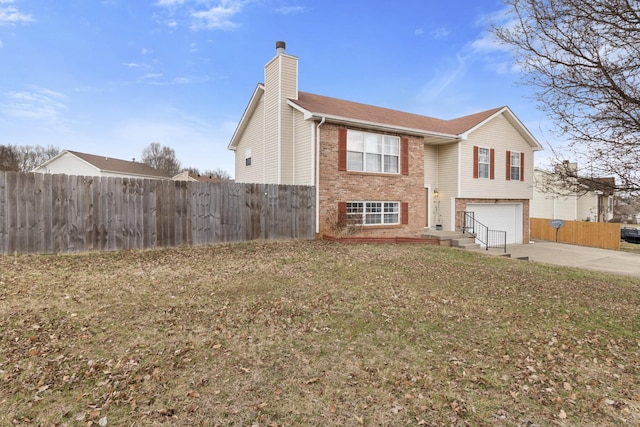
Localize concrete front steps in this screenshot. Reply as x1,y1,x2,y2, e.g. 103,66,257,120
421,230,481,250
421,229,529,260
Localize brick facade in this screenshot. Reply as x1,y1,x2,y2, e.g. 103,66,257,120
318,123,426,237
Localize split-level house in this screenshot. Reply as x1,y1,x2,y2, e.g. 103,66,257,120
33,150,169,180
228,42,543,244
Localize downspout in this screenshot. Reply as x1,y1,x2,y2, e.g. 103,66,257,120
315,116,326,234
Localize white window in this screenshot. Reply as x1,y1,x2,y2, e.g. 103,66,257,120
347,130,399,174
478,147,490,179
510,151,520,180
245,148,252,166
346,201,399,225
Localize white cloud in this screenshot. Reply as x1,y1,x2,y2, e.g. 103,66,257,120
468,6,521,74
417,54,468,103
275,5,305,15
2,88,68,122
471,6,516,55
471,31,511,54
0,1,34,26
414,28,424,36
0,39,3,48
429,27,450,40
155,0,246,31
142,73,163,79
156,0,187,5
190,1,244,30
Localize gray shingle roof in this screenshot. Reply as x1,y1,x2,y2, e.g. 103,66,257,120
67,150,169,178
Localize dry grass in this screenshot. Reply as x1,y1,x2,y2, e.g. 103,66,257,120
1,240,639,426
620,240,640,255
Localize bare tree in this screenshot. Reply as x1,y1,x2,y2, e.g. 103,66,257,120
0,145,20,171
141,142,182,177
180,167,232,181
493,0,640,193
202,168,232,181
15,145,59,172
0,144,59,172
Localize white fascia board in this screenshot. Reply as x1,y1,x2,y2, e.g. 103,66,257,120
228,84,265,151
287,100,314,119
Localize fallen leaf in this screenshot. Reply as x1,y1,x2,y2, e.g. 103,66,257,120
98,416,108,427
187,390,201,398
305,377,320,385
558,409,567,419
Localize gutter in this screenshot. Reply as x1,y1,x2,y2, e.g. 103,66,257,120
315,116,325,234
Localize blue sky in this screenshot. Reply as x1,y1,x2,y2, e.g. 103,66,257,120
0,0,554,177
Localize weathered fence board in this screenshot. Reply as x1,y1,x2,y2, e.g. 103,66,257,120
0,172,315,254
530,217,620,250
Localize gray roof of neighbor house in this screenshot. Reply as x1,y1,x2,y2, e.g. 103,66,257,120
579,177,616,195
60,150,169,178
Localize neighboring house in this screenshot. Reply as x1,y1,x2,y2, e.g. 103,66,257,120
33,150,169,179
172,171,223,182
228,42,543,244
531,164,615,222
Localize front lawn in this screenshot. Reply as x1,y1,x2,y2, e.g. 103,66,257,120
1,240,638,426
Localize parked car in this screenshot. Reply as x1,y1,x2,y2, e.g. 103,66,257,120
621,227,640,243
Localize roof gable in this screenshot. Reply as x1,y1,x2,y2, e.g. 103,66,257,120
228,84,265,150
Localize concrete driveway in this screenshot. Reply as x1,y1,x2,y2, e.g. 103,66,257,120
494,240,640,278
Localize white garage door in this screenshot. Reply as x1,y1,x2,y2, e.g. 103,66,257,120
466,203,523,244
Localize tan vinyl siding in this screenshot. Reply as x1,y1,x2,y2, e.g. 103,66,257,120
460,114,533,199
293,110,313,185
279,55,298,184
234,96,265,184
423,144,438,188
262,53,299,184
263,60,280,183
433,142,459,230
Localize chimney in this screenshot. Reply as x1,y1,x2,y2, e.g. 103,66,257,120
275,40,286,54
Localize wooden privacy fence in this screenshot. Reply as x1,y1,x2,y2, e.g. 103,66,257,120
530,217,620,250
0,172,315,254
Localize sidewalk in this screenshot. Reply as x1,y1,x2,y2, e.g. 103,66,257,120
485,240,640,278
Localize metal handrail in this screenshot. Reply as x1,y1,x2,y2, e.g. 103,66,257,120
461,211,507,253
